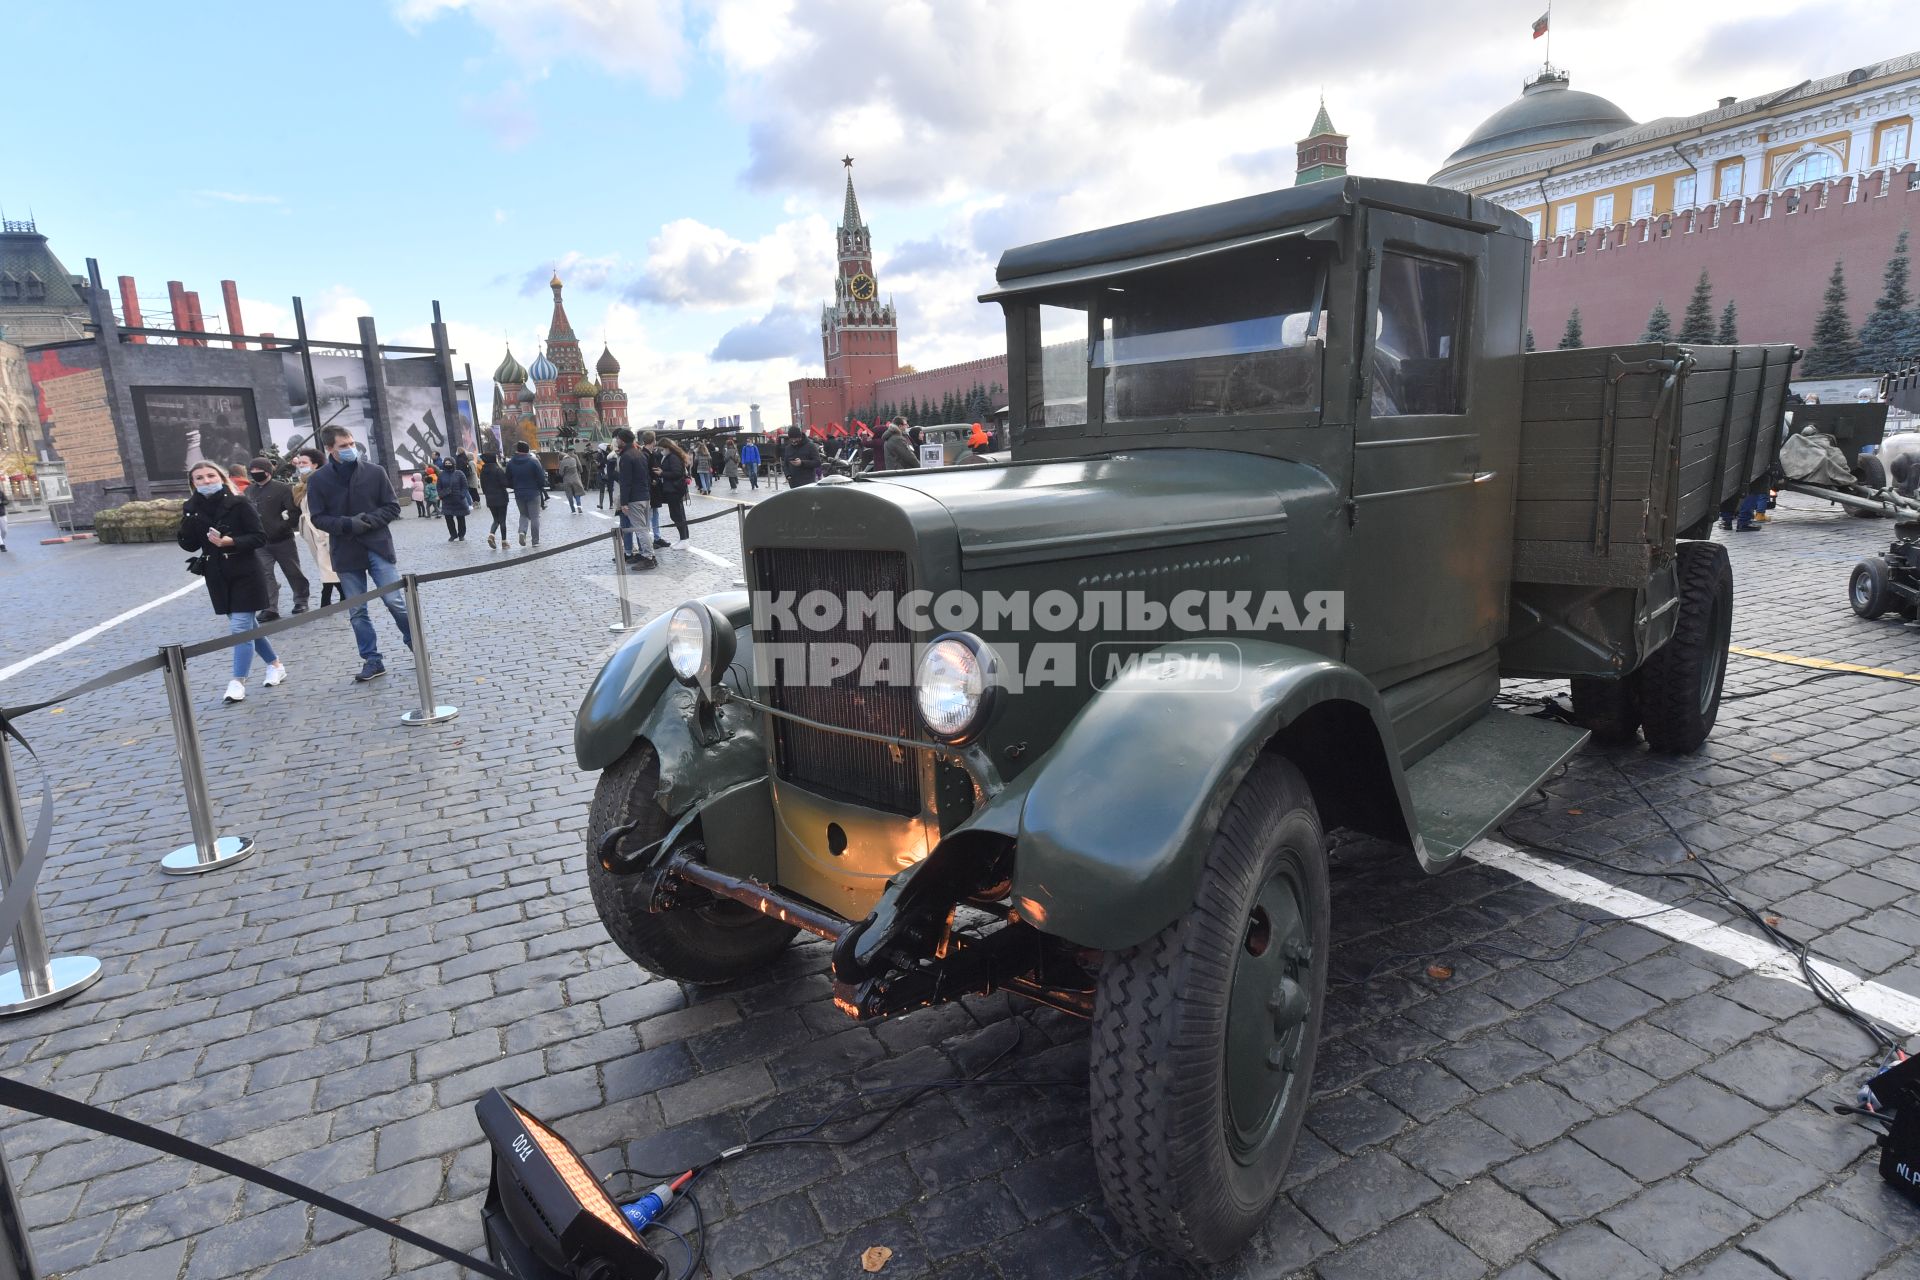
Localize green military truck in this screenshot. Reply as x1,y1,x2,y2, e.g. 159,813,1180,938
574,176,1792,1262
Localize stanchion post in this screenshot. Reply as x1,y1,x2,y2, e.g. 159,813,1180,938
399,575,459,726
0,725,101,1016
157,644,255,876
734,503,749,590
0,1133,39,1279
609,529,635,635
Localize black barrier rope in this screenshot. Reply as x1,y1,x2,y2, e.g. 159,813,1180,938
412,526,619,585
0,1075,513,1279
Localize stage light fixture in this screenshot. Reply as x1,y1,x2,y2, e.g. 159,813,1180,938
476,1089,667,1280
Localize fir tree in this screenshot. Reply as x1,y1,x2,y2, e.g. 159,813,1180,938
1525,327,1536,353
1640,301,1673,343
1557,308,1584,350
1857,231,1918,372
1716,300,1738,345
1803,259,1861,376
1679,271,1716,343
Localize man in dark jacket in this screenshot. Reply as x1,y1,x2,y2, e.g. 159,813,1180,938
781,426,823,487
305,426,412,682
882,421,920,470
505,441,548,547
612,428,656,569
245,456,309,620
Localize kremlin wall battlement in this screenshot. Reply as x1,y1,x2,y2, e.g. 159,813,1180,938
1525,162,1920,352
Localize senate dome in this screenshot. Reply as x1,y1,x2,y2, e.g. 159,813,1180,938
1430,69,1635,188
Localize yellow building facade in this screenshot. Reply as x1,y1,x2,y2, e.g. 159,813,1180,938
1431,53,1918,237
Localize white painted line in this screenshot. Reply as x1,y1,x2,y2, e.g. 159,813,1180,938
684,546,736,570
1471,839,1920,1034
0,581,204,686
584,510,616,521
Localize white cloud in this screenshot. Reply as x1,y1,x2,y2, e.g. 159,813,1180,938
393,0,688,93
401,0,1916,414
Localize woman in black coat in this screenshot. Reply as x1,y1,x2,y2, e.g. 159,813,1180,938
438,465,473,542
479,452,512,549
176,460,285,704
650,440,692,541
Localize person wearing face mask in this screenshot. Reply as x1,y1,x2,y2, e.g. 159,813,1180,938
289,448,341,606
177,461,286,704
243,456,309,621
303,426,412,683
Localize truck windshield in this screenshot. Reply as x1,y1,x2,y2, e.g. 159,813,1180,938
1096,246,1325,423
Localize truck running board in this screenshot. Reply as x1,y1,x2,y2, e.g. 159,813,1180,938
1405,708,1589,866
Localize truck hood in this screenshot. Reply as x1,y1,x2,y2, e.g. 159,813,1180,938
856,449,1319,570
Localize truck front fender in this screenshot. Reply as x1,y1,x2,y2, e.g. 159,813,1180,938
995,639,1416,952
573,592,763,815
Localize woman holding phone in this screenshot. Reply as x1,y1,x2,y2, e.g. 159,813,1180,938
176,460,286,704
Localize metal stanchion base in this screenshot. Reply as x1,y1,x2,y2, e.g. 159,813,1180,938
400,705,460,726
608,622,632,634
160,834,256,876
0,955,103,1015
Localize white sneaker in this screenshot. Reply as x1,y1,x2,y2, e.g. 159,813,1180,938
224,679,247,704
262,662,288,687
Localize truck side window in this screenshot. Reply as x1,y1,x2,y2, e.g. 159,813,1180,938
1035,304,1090,428
1372,252,1464,416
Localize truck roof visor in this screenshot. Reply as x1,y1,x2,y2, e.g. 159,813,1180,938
979,218,1341,301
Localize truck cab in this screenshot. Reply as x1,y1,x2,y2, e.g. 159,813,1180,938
573,175,1778,1264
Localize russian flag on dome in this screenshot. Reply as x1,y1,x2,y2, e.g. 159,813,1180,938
1531,10,1548,37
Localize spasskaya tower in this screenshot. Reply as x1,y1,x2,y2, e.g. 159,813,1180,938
790,157,899,431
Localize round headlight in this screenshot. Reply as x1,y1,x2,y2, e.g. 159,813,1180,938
666,605,708,685
915,633,998,742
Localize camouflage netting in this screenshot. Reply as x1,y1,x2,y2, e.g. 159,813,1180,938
93,498,185,544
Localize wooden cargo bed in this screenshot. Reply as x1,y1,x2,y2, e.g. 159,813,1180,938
1511,342,1795,588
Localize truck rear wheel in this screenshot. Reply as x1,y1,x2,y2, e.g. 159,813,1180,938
1569,675,1641,743
1636,541,1733,754
1089,756,1328,1263
586,741,796,985
1851,557,1893,619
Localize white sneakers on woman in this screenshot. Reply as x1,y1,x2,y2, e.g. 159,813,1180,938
226,663,286,704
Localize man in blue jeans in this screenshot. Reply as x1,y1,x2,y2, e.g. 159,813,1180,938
305,425,412,683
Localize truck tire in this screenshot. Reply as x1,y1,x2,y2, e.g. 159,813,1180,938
1089,756,1329,1263
1569,675,1640,743
1851,454,1888,517
586,741,796,985
1851,557,1892,619
1636,542,1733,754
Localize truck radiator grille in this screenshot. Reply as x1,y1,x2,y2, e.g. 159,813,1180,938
752,547,920,814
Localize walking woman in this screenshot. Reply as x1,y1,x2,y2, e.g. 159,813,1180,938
439,460,473,541
177,460,286,704
722,440,743,492
560,450,586,514
652,438,693,541
693,441,715,495
479,451,512,549
291,447,341,607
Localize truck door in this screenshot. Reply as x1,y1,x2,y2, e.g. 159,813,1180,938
1346,210,1509,688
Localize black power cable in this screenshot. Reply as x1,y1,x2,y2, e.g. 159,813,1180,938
604,1018,1085,1280
1496,760,1903,1059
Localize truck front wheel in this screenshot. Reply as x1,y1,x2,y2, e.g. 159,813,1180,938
1089,756,1329,1263
586,741,796,985
1636,541,1733,754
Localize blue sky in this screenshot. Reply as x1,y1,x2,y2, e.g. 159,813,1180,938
12,0,1910,425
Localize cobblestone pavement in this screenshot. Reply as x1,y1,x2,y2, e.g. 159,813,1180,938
3,489,1920,1279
